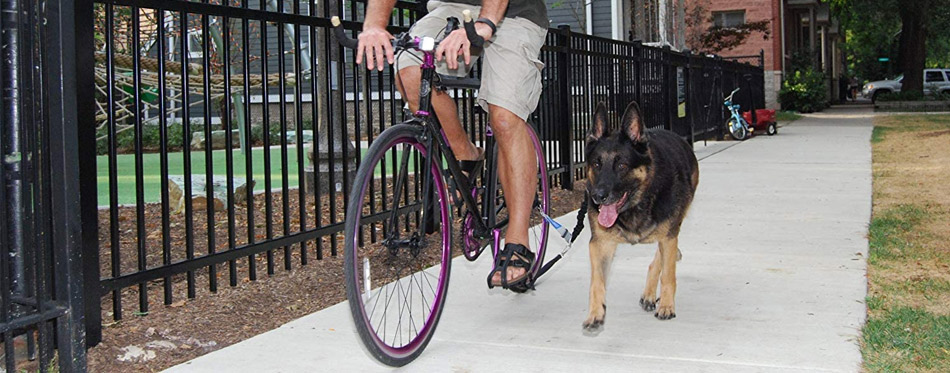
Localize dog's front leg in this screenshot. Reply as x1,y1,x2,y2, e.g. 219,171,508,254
639,248,663,311
584,237,618,331
655,236,679,320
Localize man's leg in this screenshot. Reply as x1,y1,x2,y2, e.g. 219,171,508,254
488,104,538,283
395,67,479,161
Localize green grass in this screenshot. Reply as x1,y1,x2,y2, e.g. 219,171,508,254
863,307,950,372
867,204,927,264
865,116,950,372
775,111,803,123
97,147,304,206
96,146,419,205
871,126,893,143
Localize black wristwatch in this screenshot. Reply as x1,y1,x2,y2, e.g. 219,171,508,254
475,17,497,35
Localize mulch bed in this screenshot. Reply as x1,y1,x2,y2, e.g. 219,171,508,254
86,181,587,372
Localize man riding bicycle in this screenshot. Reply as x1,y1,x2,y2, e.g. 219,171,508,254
357,0,548,291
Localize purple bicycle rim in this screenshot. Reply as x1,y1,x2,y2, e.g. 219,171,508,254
527,126,550,275
350,137,450,358
488,125,550,276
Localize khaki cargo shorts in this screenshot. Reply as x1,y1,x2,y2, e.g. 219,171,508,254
395,1,547,121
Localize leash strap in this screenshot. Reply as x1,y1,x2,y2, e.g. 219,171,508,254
534,191,589,280
570,192,589,244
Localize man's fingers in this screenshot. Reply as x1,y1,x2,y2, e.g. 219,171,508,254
462,40,471,65
446,45,458,69
435,42,446,62
384,42,395,65
355,43,364,65
366,45,376,70
374,43,385,71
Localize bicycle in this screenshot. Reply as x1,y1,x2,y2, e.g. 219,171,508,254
724,87,752,141
333,12,553,366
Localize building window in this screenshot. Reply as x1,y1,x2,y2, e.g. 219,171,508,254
713,10,746,28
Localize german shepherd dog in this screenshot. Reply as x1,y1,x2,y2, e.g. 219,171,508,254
582,101,699,331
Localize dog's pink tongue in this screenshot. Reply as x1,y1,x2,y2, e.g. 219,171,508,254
598,202,620,228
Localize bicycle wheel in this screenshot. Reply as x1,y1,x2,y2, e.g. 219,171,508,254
487,123,551,285
727,118,748,141
343,124,451,366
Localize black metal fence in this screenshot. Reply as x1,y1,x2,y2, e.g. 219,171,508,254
0,0,89,371
81,0,764,349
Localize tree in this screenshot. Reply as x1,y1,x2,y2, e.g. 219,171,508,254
833,0,950,92
896,0,931,94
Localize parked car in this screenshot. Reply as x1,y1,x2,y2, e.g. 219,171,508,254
862,68,950,102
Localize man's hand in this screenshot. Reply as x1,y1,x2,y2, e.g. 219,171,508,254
356,26,394,71
435,22,493,70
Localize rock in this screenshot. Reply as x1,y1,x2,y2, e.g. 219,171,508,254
116,345,156,363
145,340,177,350
191,129,242,150
167,175,256,214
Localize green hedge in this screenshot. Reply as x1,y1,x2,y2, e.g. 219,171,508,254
95,120,307,155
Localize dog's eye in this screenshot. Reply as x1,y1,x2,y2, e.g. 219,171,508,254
617,163,628,171
592,160,601,169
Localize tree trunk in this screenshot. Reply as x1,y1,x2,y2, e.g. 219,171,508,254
897,0,929,94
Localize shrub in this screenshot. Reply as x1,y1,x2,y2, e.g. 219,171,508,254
779,68,828,113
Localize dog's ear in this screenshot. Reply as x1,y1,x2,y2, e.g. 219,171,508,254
620,101,646,143
587,102,608,143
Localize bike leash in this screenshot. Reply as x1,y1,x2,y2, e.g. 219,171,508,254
534,191,589,279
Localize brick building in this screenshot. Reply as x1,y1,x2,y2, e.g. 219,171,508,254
685,0,843,108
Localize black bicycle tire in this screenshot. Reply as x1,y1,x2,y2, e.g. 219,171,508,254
343,123,451,367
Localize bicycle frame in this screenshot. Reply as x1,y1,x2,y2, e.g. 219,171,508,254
724,88,748,130
385,39,499,248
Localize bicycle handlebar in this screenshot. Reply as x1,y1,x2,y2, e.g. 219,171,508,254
330,17,360,49
725,87,740,102
330,12,484,52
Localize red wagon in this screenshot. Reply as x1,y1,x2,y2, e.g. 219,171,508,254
741,109,778,136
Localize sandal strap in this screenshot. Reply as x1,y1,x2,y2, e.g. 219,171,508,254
459,148,485,174
489,243,535,290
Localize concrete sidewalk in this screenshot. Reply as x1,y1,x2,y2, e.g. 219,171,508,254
167,107,873,372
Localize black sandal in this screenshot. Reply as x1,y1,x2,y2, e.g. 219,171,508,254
487,243,535,293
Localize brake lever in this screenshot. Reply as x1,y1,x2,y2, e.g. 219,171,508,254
443,16,460,38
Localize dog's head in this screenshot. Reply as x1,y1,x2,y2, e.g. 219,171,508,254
585,101,651,229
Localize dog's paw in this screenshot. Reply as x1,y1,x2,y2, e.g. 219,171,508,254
582,316,604,334
654,304,676,320
582,304,606,333
639,296,658,312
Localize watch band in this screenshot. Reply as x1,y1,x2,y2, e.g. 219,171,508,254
475,17,497,35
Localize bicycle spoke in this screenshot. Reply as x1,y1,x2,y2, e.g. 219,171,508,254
344,127,452,364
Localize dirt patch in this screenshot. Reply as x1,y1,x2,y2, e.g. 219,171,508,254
917,129,950,138
86,181,587,372
869,114,950,316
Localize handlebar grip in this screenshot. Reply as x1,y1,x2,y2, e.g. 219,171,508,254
331,16,359,49
461,10,485,49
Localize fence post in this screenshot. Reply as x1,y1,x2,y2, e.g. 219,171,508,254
759,49,765,68
75,0,102,348
633,40,642,105
556,25,573,190
49,0,91,369
663,45,673,132
687,52,695,145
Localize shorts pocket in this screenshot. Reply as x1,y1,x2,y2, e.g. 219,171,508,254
522,45,544,71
